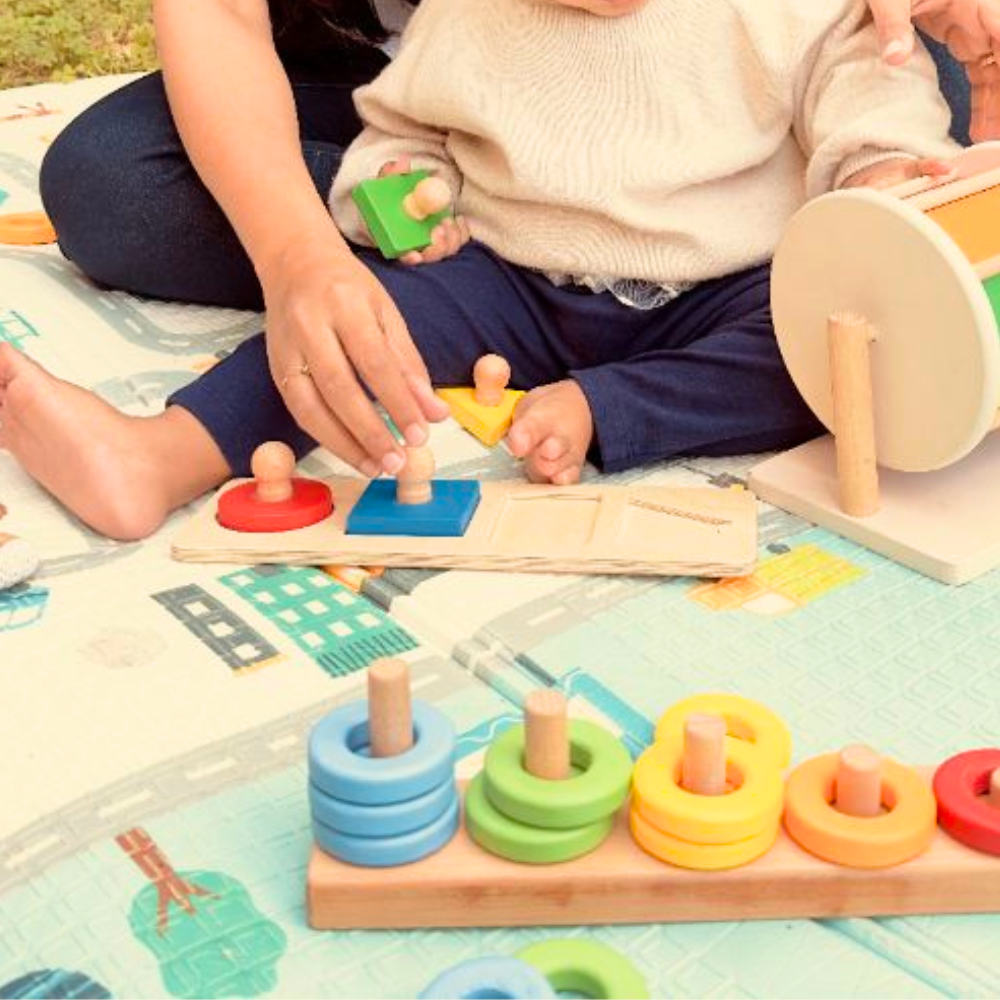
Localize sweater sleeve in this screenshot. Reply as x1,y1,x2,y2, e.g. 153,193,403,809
328,5,461,247
793,4,960,198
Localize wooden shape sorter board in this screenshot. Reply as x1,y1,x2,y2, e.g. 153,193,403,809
749,432,1000,585
306,772,1000,929
172,479,757,577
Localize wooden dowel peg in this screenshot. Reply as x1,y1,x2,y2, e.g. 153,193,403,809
403,177,451,221
396,446,435,506
835,745,882,818
251,442,295,503
990,768,1000,810
473,355,511,407
681,713,727,796
829,312,880,518
524,689,570,780
368,658,413,757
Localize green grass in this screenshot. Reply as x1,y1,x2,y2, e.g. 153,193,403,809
2,0,157,89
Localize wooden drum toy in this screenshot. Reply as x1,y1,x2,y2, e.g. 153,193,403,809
749,143,1000,583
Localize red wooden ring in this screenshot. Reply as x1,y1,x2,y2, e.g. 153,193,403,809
933,749,1000,856
217,478,333,532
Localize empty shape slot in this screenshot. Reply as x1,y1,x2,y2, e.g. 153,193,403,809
493,494,602,549
620,496,727,551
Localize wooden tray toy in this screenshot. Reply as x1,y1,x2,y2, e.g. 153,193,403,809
749,142,1000,583
173,442,757,577
304,662,1000,930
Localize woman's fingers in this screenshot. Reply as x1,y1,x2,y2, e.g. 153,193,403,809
965,49,1000,140
376,299,452,422
867,0,916,62
273,358,380,477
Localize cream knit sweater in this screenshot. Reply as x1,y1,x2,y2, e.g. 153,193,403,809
329,0,959,286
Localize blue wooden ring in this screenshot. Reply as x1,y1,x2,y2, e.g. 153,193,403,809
418,957,556,999
314,795,460,867
309,699,455,805
309,777,457,837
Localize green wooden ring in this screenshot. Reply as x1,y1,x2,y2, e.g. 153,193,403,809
515,939,649,999
482,720,631,829
465,774,614,863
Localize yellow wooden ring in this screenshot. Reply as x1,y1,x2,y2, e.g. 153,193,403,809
629,806,779,870
656,693,792,771
784,753,937,868
631,735,784,844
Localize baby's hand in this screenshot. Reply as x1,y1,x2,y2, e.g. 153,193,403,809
379,156,471,265
840,156,955,191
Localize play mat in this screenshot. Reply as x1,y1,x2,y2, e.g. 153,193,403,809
3,76,1000,1000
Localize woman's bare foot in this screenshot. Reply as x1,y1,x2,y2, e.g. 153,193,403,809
506,379,594,485
0,344,230,540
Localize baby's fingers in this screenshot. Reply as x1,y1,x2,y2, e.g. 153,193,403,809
378,155,413,178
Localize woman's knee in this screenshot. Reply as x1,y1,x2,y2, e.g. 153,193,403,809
39,73,182,283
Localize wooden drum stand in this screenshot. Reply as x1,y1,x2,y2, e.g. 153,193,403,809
750,143,1000,584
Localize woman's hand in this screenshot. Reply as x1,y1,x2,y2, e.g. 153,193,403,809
260,223,451,478
379,156,471,265
867,0,1000,139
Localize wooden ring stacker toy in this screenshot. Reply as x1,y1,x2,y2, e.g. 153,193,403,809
418,957,555,1000
784,746,937,867
217,442,333,533
748,142,1000,583
656,692,793,771
628,808,780,871
933,749,1000,855
313,798,459,867
463,775,615,864
515,940,649,1000
0,210,57,246
482,715,633,828
465,690,631,863
631,733,784,844
308,772,456,837
630,713,785,869
308,659,459,867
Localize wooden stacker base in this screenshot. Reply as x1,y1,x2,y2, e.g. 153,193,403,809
748,434,1000,585
306,773,1000,929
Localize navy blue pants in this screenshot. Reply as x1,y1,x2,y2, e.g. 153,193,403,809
38,41,971,475
166,244,823,475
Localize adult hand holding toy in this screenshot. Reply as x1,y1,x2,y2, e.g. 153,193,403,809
870,0,1000,139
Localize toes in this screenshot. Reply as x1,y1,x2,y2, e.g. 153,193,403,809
0,343,22,385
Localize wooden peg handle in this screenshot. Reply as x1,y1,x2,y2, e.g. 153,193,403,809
829,313,880,518
473,355,511,406
681,713,727,796
396,446,435,506
524,689,569,780
990,768,1000,809
251,442,295,503
368,658,413,757
403,177,451,221
835,745,882,818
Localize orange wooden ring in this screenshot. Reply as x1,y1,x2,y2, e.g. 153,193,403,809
784,753,936,868
0,211,57,246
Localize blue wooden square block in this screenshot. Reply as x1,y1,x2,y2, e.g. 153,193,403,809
345,480,481,537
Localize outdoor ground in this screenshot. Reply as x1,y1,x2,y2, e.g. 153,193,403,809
2,0,156,89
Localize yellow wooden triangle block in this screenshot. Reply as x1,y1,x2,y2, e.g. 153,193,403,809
436,387,525,447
